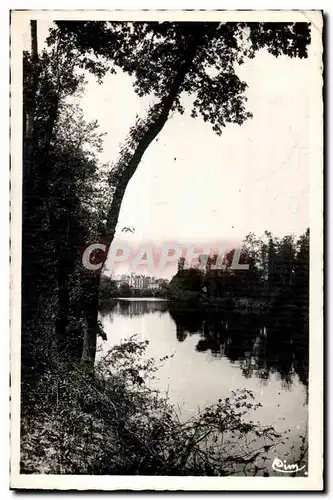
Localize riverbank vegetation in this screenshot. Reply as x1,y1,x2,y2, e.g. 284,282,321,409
21,336,288,476
20,20,310,476
168,229,309,321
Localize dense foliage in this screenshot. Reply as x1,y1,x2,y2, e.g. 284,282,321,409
53,21,310,135
21,337,297,476
169,229,309,312
21,20,311,475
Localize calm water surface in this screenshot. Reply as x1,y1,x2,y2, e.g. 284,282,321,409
99,298,308,468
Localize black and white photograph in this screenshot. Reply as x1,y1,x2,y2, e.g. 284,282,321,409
10,9,323,491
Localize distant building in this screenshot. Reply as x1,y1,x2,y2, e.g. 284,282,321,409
146,277,159,289
112,273,168,291
129,273,145,289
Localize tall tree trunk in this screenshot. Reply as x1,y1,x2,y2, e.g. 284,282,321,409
56,259,71,351
23,18,64,368
80,271,101,368
55,216,77,353
22,21,39,378
80,41,200,368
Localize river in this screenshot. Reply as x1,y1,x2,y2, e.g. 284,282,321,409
99,298,308,472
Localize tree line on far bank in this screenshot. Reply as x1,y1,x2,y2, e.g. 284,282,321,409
99,275,169,307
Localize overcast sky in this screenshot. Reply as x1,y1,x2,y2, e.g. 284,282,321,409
27,20,314,277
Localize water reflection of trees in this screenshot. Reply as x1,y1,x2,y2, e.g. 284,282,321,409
100,299,169,319
100,299,308,390
169,306,308,389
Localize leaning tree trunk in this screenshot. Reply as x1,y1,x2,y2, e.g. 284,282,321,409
80,41,200,369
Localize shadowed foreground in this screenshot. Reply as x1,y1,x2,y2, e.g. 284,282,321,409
20,337,304,476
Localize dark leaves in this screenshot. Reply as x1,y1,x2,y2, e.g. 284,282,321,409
53,20,311,136
248,22,311,59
